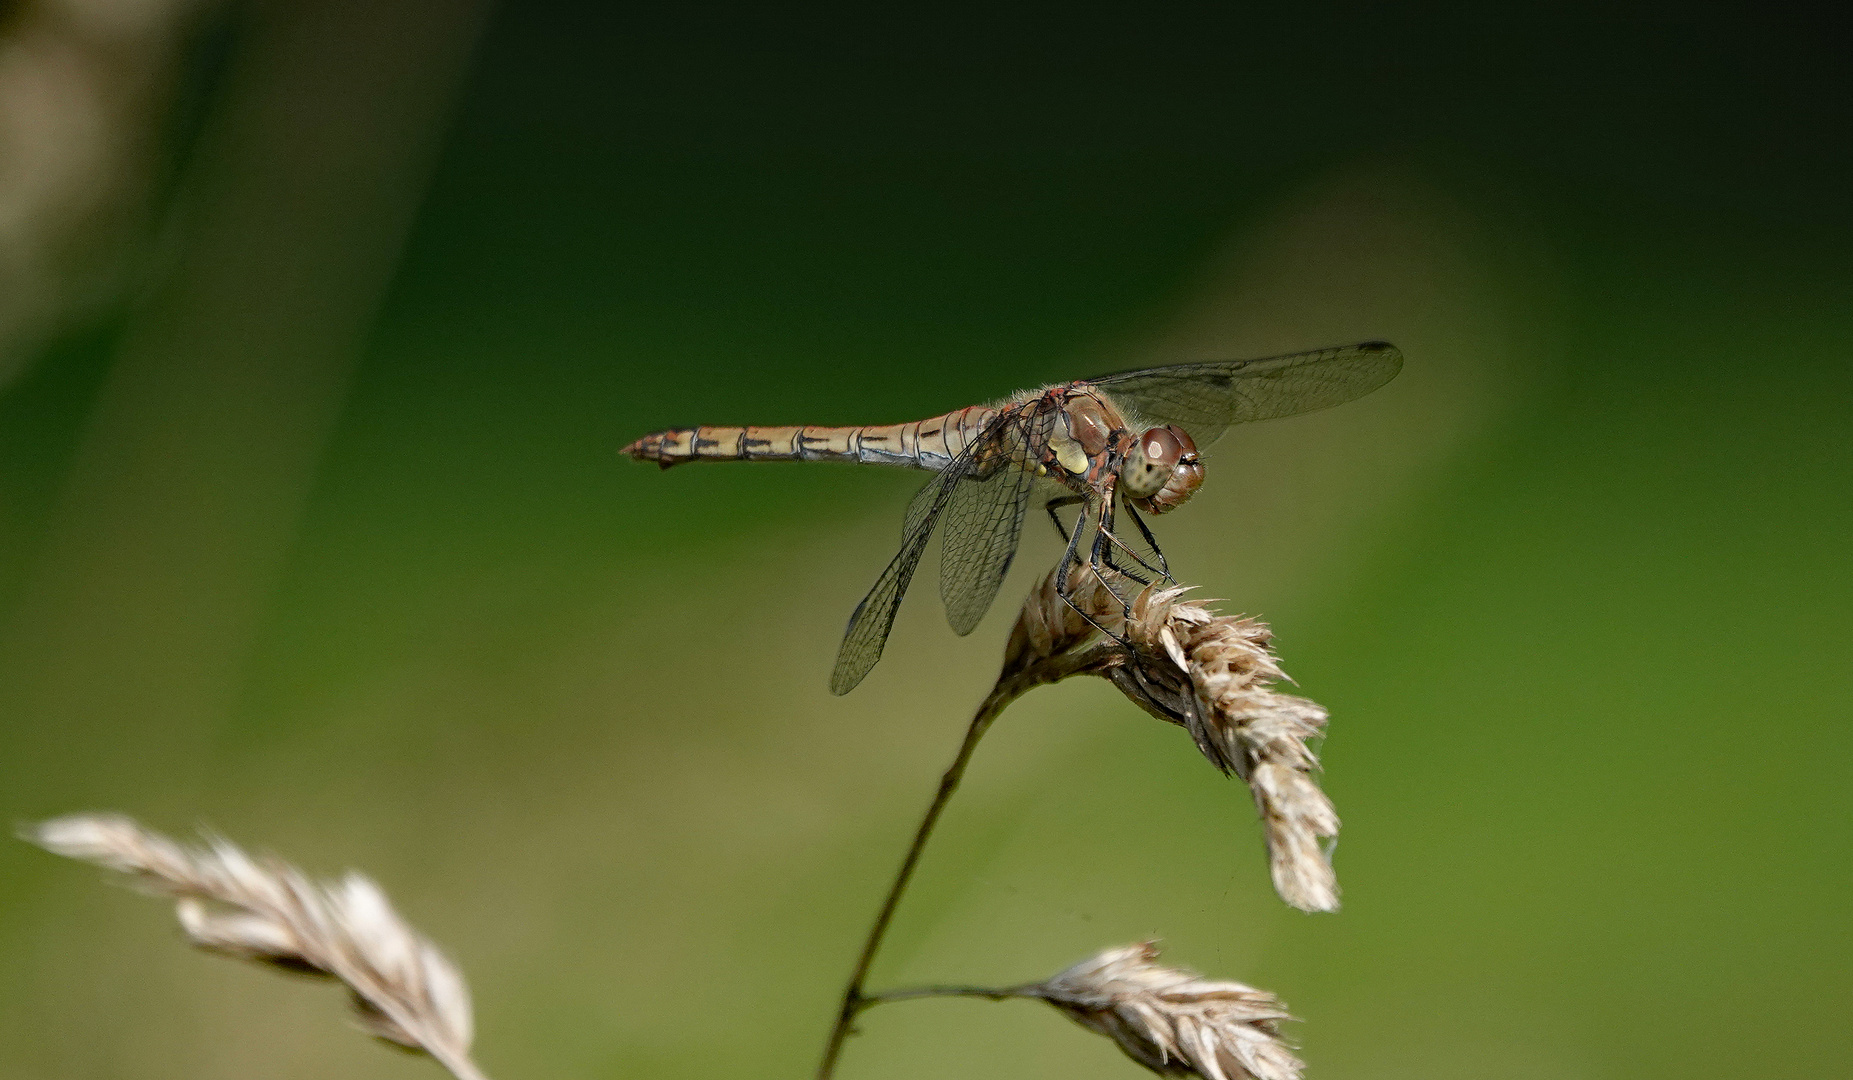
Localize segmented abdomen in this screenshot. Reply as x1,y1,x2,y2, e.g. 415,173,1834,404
624,405,1001,471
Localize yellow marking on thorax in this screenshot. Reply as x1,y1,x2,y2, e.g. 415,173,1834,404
1047,426,1090,475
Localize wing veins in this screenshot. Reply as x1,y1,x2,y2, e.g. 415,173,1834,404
939,407,1049,636
829,407,1032,694
1088,341,1403,446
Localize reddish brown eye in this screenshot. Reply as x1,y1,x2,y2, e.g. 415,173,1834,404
1127,425,1204,513
1141,426,1183,466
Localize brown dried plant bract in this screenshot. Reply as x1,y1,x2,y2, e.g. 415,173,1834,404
23,814,490,1080
1030,941,1302,1080
1010,566,1341,913
1001,561,1126,674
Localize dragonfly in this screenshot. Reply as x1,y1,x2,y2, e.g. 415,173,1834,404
625,341,1402,694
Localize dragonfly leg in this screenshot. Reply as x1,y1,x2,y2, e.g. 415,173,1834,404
1088,501,1146,583
1090,500,1140,622
1044,495,1085,541
1052,500,1130,644
1118,500,1173,582
1097,532,1156,584
1053,487,1161,601
1094,514,1164,583
1085,559,1138,620
1050,497,1089,613
1058,578,1128,645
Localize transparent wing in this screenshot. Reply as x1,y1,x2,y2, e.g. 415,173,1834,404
831,406,1046,695
1088,341,1403,447
939,406,1055,635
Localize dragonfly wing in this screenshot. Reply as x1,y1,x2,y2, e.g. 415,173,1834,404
1089,341,1403,447
939,406,1055,636
831,478,949,695
831,409,1033,694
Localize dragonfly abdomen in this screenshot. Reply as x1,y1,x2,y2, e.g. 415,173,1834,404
624,407,999,471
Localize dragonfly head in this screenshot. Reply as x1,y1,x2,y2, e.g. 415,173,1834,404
1121,425,1203,513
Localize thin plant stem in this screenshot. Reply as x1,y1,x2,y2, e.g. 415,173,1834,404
816,642,1119,1080
858,984,1043,1005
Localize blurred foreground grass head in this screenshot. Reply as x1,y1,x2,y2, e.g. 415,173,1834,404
2,3,1850,1080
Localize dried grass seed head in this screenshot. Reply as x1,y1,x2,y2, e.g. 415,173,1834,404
1116,587,1341,913
22,813,481,1073
1032,941,1303,1080
1006,566,1343,913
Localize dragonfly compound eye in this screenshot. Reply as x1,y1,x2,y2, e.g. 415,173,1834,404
1121,425,1185,499
1132,426,1203,514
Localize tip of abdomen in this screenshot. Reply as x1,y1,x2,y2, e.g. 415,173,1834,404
624,430,698,468
622,431,666,462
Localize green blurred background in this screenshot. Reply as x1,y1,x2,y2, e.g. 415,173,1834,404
1,3,1849,1078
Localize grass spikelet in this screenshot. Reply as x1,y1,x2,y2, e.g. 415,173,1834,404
1009,566,1342,912
861,941,1304,1080
1031,941,1303,1080
22,813,490,1080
